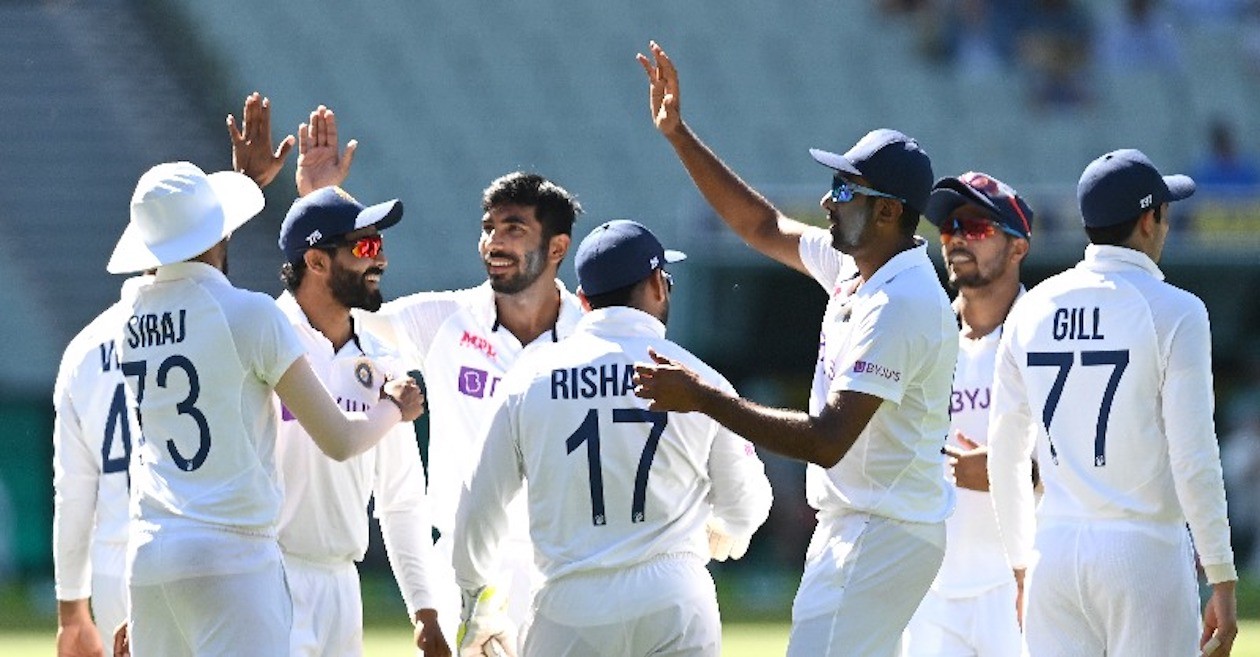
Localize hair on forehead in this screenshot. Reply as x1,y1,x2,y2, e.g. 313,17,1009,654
482,171,583,237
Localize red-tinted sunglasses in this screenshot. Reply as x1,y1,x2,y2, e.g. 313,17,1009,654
334,234,383,259
938,217,1023,243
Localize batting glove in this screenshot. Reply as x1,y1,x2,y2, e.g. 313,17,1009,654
456,585,517,657
706,517,752,562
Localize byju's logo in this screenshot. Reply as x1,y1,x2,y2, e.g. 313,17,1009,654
458,366,490,398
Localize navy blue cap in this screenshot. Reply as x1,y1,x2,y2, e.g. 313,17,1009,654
810,129,934,214
1077,149,1195,228
279,186,403,263
925,172,1034,239
575,220,686,296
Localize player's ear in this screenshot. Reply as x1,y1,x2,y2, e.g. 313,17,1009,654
547,233,571,264
577,287,593,312
1009,236,1030,264
303,248,331,275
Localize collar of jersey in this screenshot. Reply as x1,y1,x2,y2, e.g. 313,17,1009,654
152,260,229,284
860,237,932,294
576,306,666,339
1080,244,1165,281
275,290,367,356
475,278,584,340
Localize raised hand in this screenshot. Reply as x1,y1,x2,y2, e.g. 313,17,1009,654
382,376,425,422
296,105,358,196
633,347,710,413
944,431,990,492
636,41,683,136
227,92,294,188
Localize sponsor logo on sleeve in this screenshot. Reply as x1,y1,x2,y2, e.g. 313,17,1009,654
852,360,901,383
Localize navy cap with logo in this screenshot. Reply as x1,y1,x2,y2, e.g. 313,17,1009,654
924,171,1034,239
809,129,934,214
278,186,403,263
575,220,686,296
1077,149,1195,228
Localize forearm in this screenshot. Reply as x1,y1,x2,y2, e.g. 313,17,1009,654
695,386,848,467
665,123,805,269
58,598,93,626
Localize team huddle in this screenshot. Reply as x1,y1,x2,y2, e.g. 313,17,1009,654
51,41,1236,657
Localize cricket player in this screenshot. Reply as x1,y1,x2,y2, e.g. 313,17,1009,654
453,220,773,657
902,172,1034,657
356,171,585,645
636,42,956,657
988,149,1238,656
107,161,423,657
53,273,151,656
274,187,449,656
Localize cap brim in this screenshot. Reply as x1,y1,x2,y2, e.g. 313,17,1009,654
923,180,1001,226
809,148,861,176
1164,174,1195,202
664,249,686,264
107,171,263,274
356,199,404,232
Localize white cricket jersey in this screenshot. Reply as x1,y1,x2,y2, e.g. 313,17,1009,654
119,262,305,585
452,307,773,588
53,275,151,601
934,303,1021,597
797,229,957,524
273,292,435,613
988,245,1235,583
358,280,583,542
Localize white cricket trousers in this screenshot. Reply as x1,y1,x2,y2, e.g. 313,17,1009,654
525,553,720,657
787,511,946,657
128,556,291,657
284,553,363,657
902,580,1027,657
1025,518,1199,657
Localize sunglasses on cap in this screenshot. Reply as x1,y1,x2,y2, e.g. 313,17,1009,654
320,234,383,259
830,174,905,204
938,216,1025,243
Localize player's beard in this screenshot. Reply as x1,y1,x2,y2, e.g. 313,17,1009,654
948,241,1013,289
487,242,548,295
329,260,385,311
829,200,873,253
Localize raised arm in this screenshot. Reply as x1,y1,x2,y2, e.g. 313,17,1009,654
227,92,295,189
638,41,812,274
296,105,358,197
273,355,422,461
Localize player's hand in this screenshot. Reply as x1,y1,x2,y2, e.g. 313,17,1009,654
296,105,358,197
56,619,104,657
112,621,129,657
457,586,517,657
1201,580,1237,656
415,608,452,656
944,431,990,492
706,516,752,562
227,92,295,189
633,347,711,413
382,376,425,422
636,40,683,137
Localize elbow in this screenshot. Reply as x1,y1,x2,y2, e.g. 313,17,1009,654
810,443,845,469
315,440,355,463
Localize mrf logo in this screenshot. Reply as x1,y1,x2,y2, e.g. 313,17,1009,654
459,331,497,359
852,360,901,383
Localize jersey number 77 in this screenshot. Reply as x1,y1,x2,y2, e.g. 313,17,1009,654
1026,349,1129,466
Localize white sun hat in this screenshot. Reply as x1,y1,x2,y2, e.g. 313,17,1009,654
107,161,264,274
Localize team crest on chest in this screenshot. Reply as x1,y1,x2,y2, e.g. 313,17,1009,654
354,358,375,389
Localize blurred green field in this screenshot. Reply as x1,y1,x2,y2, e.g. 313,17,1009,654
6,621,1260,656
